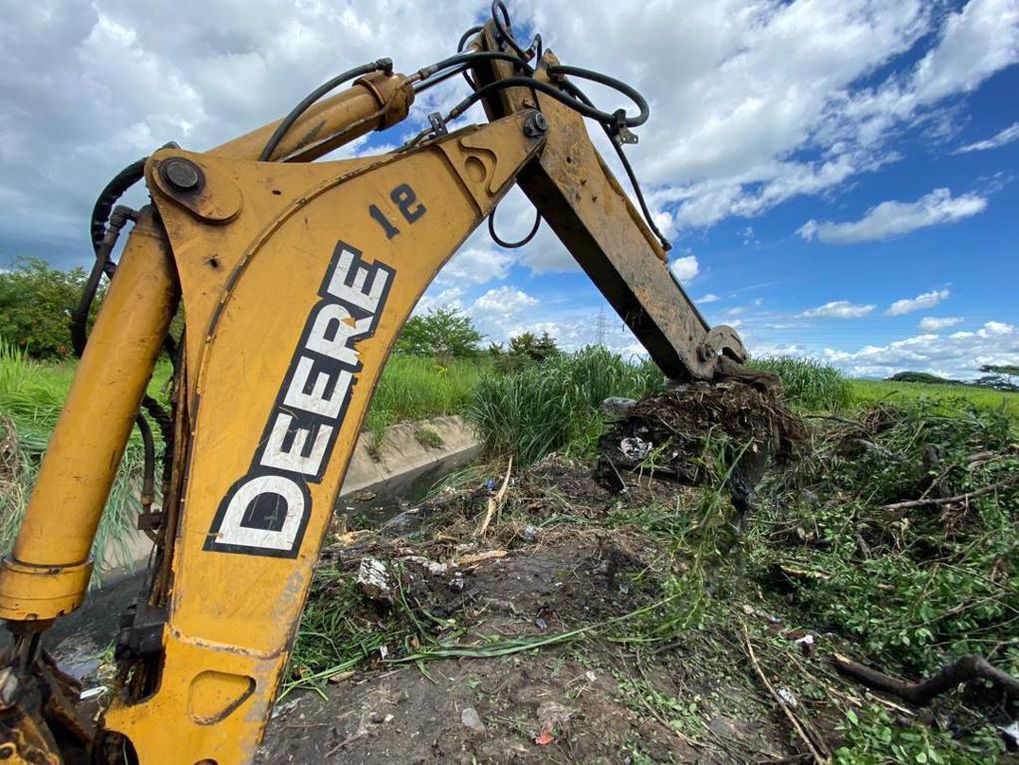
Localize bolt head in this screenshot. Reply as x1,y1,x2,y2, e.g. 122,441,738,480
524,111,548,137
161,158,203,192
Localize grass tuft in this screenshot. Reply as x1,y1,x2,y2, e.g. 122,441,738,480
467,347,666,465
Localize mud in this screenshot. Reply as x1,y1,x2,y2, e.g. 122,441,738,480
257,457,813,764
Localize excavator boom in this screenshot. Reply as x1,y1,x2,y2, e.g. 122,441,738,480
0,7,746,763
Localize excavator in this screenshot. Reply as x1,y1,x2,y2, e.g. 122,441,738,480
0,4,748,762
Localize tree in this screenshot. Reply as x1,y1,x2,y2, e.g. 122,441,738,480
395,306,483,359
508,330,559,363
0,258,93,358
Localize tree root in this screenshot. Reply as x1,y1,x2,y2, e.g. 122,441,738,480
832,653,1019,706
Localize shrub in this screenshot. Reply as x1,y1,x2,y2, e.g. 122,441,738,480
395,306,483,359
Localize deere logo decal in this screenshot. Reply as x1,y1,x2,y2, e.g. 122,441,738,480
205,241,394,557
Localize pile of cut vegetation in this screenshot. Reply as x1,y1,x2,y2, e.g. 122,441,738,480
263,391,1017,764
597,380,808,501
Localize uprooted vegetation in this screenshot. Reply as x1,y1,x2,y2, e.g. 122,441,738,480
264,377,1018,764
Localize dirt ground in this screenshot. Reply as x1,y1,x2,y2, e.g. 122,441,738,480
257,455,831,764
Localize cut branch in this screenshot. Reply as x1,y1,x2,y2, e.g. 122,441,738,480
883,473,1019,513
832,653,1019,706
743,622,830,764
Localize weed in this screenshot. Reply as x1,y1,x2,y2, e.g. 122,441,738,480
835,705,1005,764
414,425,444,449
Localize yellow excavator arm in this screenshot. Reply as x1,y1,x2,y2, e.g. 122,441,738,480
0,7,746,763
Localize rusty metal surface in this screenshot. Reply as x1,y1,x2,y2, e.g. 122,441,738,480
471,25,747,380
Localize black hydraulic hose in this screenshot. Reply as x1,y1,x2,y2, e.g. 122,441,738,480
559,80,671,251
545,65,650,128
90,158,146,255
259,59,393,162
491,0,529,60
414,65,472,94
458,25,484,53
416,51,533,81
446,75,648,129
135,409,156,510
488,204,541,249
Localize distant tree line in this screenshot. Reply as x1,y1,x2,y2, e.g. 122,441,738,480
888,368,1018,392
0,258,568,368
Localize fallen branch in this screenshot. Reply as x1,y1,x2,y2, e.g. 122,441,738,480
477,456,513,537
742,622,830,764
831,653,1019,706
883,473,1019,513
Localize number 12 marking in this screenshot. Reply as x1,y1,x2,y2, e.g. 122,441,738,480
369,183,426,240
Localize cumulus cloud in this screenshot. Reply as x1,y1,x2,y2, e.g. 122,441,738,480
470,286,538,318
798,300,876,318
797,188,987,244
886,288,950,315
955,121,1019,153
823,320,1019,379
919,316,963,330
437,247,513,286
697,293,720,304
670,255,699,282
2,0,1017,268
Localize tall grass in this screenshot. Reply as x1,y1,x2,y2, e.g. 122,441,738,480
468,347,666,464
364,354,489,442
750,356,852,412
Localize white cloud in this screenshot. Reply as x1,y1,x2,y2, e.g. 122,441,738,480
3,0,1017,269
918,316,963,330
470,286,538,319
797,188,987,244
822,320,1019,379
955,121,1019,153
886,288,949,316
697,293,720,304
414,286,464,315
670,255,700,282
437,247,513,286
798,300,876,318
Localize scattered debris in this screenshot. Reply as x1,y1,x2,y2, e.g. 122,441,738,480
477,456,513,537
461,706,486,733
534,701,571,746
357,558,394,603
597,381,808,503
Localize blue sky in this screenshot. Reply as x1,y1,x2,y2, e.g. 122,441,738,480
2,0,1017,377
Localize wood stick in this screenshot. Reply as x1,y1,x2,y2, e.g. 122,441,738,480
477,456,513,537
831,653,1019,706
742,622,830,764
883,473,1019,513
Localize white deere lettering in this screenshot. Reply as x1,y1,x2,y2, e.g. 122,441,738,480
215,474,306,551
207,241,395,557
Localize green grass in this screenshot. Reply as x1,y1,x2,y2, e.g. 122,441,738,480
752,356,854,412
851,378,1019,423
363,354,489,443
467,347,666,465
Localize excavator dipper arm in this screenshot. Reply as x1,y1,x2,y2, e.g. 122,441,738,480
0,10,747,764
